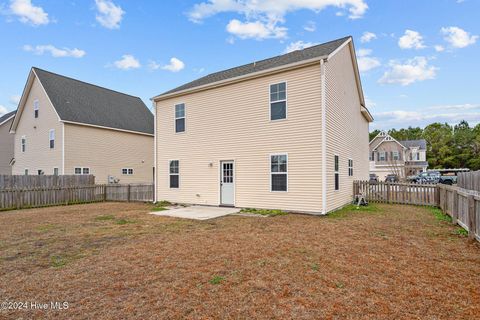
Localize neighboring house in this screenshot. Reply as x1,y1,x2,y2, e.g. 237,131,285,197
152,36,373,214
0,110,16,175
369,131,428,180
9,67,154,184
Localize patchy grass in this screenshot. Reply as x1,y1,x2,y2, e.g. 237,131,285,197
327,203,381,219
240,207,288,216
428,206,453,223
151,206,169,212
0,202,479,319
156,200,172,207
456,228,468,237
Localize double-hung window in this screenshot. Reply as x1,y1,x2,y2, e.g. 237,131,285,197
49,129,55,149
33,100,39,118
21,136,26,152
169,160,179,188
379,151,386,161
348,159,353,177
175,104,185,133
270,82,287,120
392,151,400,161
334,155,339,190
271,154,287,191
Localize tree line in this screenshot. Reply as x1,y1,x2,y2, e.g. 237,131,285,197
370,120,480,171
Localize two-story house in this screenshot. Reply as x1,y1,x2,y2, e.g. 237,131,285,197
9,67,154,183
369,131,428,180
0,110,16,174
152,36,373,214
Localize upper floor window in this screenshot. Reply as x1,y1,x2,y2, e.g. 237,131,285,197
348,159,353,177
379,151,386,161
49,129,55,149
271,154,287,191
175,104,185,133
369,152,374,161
334,155,339,190
270,82,287,121
21,136,26,152
392,151,400,161
33,99,39,118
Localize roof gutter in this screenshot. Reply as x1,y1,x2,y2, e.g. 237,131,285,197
151,56,328,102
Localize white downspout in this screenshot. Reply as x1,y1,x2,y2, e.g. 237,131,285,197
153,101,157,203
321,59,327,214
62,122,65,174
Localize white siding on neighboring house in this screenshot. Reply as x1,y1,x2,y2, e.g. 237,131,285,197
155,64,325,213
0,117,14,174
64,124,154,184
325,43,369,212
12,76,63,175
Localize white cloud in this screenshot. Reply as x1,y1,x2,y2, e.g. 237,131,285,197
283,40,316,53
379,57,437,86
356,48,381,72
372,106,480,130
161,57,185,72
365,97,376,108
23,44,86,58
398,30,426,49
188,0,368,39
9,0,49,25
360,31,376,43
434,45,445,52
226,19,286,40
113,54,141,70
0,105,8,117
95,0,124,29
303,21,316,32
9,95,21,106
441,26,478,48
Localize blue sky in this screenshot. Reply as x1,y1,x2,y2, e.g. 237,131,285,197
0,0,479,130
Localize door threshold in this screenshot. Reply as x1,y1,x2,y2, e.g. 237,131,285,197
219,204,235,208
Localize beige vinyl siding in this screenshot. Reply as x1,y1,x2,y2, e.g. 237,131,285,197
0,118,14,174
64,123,153,184
12,76,63,175
325,43,369,212
156,64,324,213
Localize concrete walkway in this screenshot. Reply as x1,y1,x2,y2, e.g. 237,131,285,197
150,205,239,220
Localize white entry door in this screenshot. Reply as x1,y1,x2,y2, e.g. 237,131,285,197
220,161,234,206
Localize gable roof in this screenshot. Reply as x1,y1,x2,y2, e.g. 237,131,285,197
11,68,153,135
0,110,16,126
153,36,352,99
399,139,427,150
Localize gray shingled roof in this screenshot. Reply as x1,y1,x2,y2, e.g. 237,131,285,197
33,68,153,135
0,110,16,125
158,36,351,97
400,139,427,150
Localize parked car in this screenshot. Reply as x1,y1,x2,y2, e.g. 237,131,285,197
414,171,441,184
439,174,457,185
369,173,378,184
385,174,399,183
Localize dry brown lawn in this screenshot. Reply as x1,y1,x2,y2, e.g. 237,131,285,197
0,202,479,319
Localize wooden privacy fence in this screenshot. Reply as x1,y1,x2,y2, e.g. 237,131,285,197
457,170,480,192
0,184,154,210
353,181,438,206
438,184,480,241
0,175,95,189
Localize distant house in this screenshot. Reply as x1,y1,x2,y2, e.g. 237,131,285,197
369,131,428,180
0,110,16,174
9,67,154,183
152,36,373,214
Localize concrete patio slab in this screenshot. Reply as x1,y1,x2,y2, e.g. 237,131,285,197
149,205,239,220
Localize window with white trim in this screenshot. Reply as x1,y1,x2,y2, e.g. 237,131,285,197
379,151,386,161
21,136,26,152
175,104,185,133
122,168,134,175
24,169,28,175
270,82,286,120
74,167,90,175
392,151,400,161
348,159,353,177
334,155,339,190
271,154,287,191
53,168,59,175
49,129,55,149
33,99,39,118
169,160,179,188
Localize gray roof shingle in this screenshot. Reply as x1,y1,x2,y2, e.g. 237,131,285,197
0,110,16,125
157,36,351,97
33,68,153,135
400,139,427,150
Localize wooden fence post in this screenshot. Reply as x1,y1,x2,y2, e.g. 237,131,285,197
451,190,458,225
434,186,440,207
127,184,131,202
468,195,476,240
